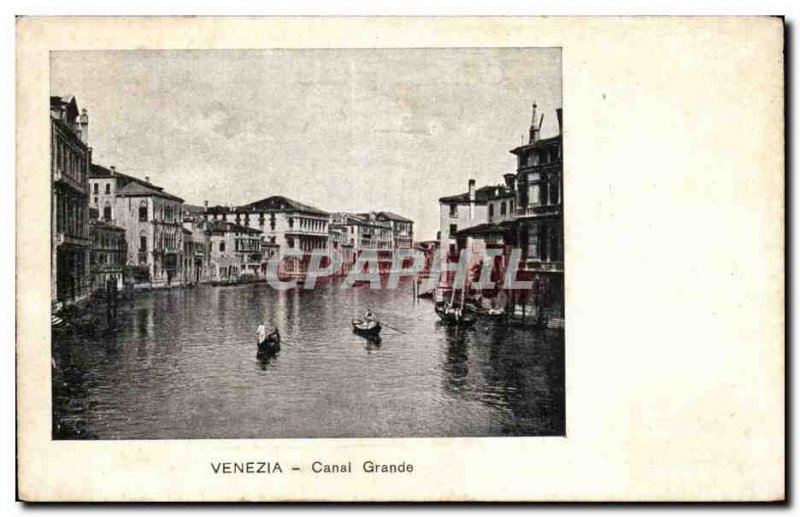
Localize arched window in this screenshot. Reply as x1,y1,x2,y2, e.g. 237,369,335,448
103,202,112,221
138,200,148,222
488,204,495,218
500,201,507,215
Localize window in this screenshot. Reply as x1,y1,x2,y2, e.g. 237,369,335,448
449,224,457,235
529,184,541,206
139,236,147,252
105,183,111,194
139,201,148,222
488,204,494,218
103,203,112,221
288,217,294,228
220,241,226,252
550,179,560,205
500,201,507,215
449,204,458,217
93,183,98,194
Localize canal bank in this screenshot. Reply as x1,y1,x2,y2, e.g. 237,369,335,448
52,278,564,439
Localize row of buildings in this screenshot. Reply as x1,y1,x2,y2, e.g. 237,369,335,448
50,94,415,310
436,102,564,316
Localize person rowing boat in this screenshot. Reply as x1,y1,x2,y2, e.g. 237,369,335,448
256,324,281,355
352,310,381,338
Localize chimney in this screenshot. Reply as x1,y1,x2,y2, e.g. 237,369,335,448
145,176,150,184
468,179,476,202
78,108,89,145
529,102,540,144
556,108,563,135
109,165,116,175
504,173,516,193
204,200,209,210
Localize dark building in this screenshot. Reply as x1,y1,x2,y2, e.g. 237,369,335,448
51,95,92,308
509,103,564,316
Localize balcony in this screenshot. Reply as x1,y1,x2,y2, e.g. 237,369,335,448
55,232,90,247
521,259,564,273
516,203,562,218
53,167,86,194
285,228,328,236
516,161,562,174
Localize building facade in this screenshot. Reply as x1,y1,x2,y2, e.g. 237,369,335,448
182,205,212,284
333,213,395,274
89,164,185,287
205,196,329,278
51,95,92,308
373,211,414,249
436,102,563,316
206,221,262,282
88,211,127,292
509,104,564,315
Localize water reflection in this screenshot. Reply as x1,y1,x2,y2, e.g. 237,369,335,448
256,350,279,371
52,279,564,439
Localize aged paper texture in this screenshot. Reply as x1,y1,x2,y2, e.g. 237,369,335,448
17,16,783,501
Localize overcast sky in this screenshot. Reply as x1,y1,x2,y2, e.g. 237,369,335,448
52,49,561,240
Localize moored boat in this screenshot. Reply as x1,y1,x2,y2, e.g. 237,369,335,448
466,304,507,323
435,302,476,327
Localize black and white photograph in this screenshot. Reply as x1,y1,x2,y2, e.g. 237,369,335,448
49,48,565,440
15,14,786,503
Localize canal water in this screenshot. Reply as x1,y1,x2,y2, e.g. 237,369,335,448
52,279,565,439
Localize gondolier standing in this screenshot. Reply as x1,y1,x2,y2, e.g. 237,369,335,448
256,323,267,344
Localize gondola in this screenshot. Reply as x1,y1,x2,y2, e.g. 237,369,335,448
467,305,507,324
434,303,477,327
352,318,382,338
257,329,281,355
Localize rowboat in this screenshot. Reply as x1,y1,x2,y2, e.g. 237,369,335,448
352,318,382,338
257,329,281,355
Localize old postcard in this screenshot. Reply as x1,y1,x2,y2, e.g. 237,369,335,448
16,17,784,501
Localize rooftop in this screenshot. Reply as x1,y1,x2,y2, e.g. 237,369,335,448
338,213,392,228
509,134,562,155
90,164,184,203
374,211,414,223
454,220,516,237
439,184,514,204
241,195,328,216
